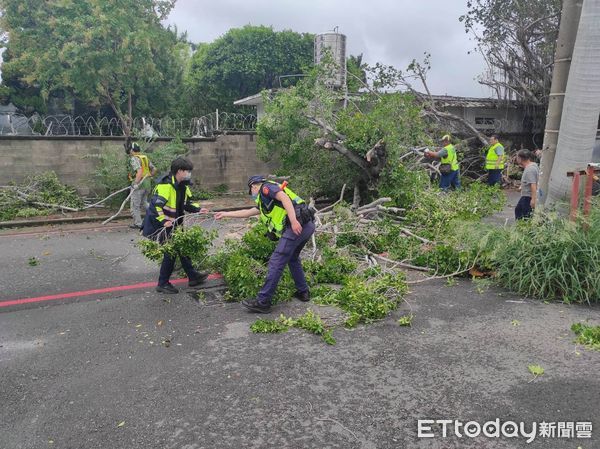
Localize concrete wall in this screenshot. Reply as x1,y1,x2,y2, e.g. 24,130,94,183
0,133,272,194
443,105,543,134
183,132,272,190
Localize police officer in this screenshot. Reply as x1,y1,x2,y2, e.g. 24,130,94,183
215,176,315,313
128,142,157,229
142,157,209,294
424,134,460,191
485,134,505,186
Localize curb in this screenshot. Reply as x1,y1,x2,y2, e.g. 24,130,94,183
0,205,254,229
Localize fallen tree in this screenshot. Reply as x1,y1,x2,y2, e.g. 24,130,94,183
0,172,85,221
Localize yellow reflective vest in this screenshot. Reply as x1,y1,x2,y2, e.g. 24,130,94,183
485,143,505,170
441,144,459,171
255,181,304,237
129,153,151,182
150,175,200,224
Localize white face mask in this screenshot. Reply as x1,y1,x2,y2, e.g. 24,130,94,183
181,172,192,182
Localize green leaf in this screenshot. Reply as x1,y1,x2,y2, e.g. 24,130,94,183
528,364,544,377
398,314,413,327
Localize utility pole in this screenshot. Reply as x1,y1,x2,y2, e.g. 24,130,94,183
538,0,583,204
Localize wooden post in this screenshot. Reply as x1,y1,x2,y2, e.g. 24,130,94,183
570,172,580,222
583,165,595,224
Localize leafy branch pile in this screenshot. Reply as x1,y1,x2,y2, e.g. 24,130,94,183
205,180,504,344
0,171,84,221
209,223,298,303
315,181,505,275
138,225,217,270
312,273,408,328
251,310,336,345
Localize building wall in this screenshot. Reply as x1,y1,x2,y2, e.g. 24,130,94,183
0,133,272,195
443,106,534,134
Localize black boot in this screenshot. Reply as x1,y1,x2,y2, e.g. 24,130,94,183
156,283,179,294
188,271,209,287
293,290,310,302
241,298,271,313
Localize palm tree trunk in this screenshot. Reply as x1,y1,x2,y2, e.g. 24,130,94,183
546,0,600,205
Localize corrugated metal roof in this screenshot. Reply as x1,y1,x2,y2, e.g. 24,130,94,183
233,92,266,106
431,95,520,108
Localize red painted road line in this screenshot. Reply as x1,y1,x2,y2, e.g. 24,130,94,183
0,274,223,308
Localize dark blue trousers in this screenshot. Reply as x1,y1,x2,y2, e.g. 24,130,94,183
515,196,533,220
158,253,198,287
257,220,315,305
487,169,503,186
440,170,461,191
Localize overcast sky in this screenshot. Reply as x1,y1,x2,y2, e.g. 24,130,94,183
166,0,490,98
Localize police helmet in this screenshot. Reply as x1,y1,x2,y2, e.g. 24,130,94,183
247,175,266,194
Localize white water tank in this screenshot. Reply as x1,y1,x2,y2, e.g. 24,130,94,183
314,32,347,88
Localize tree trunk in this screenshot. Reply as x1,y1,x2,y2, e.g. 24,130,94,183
539,0,583,204
546,0,600,205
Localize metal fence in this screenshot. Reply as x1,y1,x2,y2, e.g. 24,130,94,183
0,111,257,137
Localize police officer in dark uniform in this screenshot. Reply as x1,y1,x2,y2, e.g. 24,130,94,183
215,176,315,313
142,157,209,294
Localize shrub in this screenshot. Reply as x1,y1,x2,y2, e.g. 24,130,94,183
412,244,473,275
492,215,600,304
454,203,600,304
92,138,188,203
189,186,215,200
146,137,189,176
91,146,129,203
405,182,505,237
15,207,51,218
138,226,216,270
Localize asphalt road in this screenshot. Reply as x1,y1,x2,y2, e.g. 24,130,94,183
1,222,599,449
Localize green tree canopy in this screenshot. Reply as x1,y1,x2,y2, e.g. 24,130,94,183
184,25,314,116
0,0,184,135
256,62,430,204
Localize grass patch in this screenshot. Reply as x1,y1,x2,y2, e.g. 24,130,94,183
571,322,600,351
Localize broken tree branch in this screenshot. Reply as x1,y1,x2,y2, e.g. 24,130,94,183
356,197,392,212
368,251,432,273
318,184,347,214
314,138,373,178
102,175,148,225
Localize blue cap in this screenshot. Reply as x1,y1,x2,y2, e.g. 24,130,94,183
247,175,266,194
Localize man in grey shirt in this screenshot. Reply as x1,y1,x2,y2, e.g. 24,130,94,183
515,149,539,220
